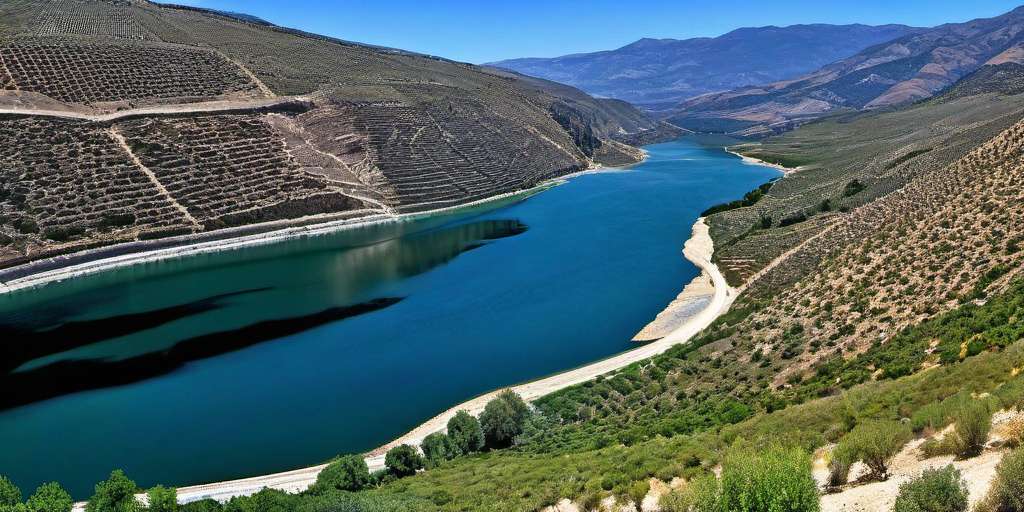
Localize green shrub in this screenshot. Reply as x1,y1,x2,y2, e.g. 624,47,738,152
892,466,968,512
949,400,993,458
26,483,72,512
978,448,1024,512
311,455,370,492
0,477,20,509
837,420,911,480
827,443,856,489
85,470,140,512
446,410,484,456
626,480,649,511
146,486,177,512
709,445,819,512
479,390,531,449
384,445,424,478
420,432,452,469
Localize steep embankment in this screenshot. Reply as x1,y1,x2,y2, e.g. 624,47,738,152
0,0,669,277
670,6,1024,135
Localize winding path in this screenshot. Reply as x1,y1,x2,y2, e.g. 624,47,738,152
82,217,737,508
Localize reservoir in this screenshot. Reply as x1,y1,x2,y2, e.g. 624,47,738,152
0,138,779,498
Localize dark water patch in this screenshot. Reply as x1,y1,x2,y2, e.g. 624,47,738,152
0,288,273,373
0,298,403,411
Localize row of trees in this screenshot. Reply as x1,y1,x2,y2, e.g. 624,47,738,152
0,471,176,512
315,389,531,492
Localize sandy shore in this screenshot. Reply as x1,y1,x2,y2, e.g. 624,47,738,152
128,216,735,507
725,147,801,175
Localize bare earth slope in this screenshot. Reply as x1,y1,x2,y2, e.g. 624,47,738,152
0,0,671,274
671,6,1024,135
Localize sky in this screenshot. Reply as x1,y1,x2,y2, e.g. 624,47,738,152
170,0,1024,63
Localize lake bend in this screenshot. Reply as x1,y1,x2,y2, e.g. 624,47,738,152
0,137,780,498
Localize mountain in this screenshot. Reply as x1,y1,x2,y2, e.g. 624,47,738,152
0,0,674,272
488,24,919,110
672,6,1024,135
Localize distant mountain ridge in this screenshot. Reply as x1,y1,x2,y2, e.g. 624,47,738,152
488,24,920,110
671,5,1024,135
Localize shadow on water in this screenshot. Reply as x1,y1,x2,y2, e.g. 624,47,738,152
0,298,404,411
0,218,529,410
0,288,271,373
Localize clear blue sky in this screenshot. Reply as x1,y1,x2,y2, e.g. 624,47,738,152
172,0,1024,63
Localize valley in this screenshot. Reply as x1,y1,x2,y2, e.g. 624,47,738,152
2,2,1024,512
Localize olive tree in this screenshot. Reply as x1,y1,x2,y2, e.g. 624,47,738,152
479,390,530,449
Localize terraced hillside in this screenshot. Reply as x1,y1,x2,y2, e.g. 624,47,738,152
707,84,1024,286
669,6,1024,136
0,0,669,272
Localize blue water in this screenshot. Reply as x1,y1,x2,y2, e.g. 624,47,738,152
0,138,778,498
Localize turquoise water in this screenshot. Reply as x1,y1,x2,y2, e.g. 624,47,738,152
0,138,778,498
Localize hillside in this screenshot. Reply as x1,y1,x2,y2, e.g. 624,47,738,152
671,6,1024,135
488,24,918,111
0,0,671,275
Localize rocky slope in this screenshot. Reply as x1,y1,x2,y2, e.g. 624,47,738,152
489,24,918,110
671,6,1024,135
0,0,669,272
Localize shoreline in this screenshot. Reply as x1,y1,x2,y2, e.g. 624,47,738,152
725,147,801,175
152,216,737,506
0,175,587,296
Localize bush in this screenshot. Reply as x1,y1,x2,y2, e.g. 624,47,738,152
682,445,818,512
626,480,649,511
446,410,484,456
827,443,856,489
146,486,177,512
892,466,968,512
479,390,531,449
837,420,911,480
658,474,719,512
384,445,424,478
978,448,1024,512
949,400,992,458
420,432,452,469
312,455,370,493
86,470,140,512
0,477,20,508
26,483,72,512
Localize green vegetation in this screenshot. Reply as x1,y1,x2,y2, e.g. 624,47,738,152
384,445,424,478
0,478,20,510
311,455,371,493
976,448,1024,512
25,483,72,512
446,410,484,456
420,432,453,469
86,470,140,512
701,181,774,217
479,390,531,449
892,466,968,512
145,487,176,512
712,445,819,512
835,420,911,481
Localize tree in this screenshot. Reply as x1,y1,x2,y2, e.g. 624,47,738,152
311,455,370,493
420,432,452,469
893,466,968,512
0,477,21,508
85,470,141,512
25,483,72,512
145,486,176,512
479,390,531,449
446,410,484,456
836,420,910,480
384,445,423,478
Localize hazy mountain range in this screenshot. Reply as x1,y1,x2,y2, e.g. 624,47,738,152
488,24,920,110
